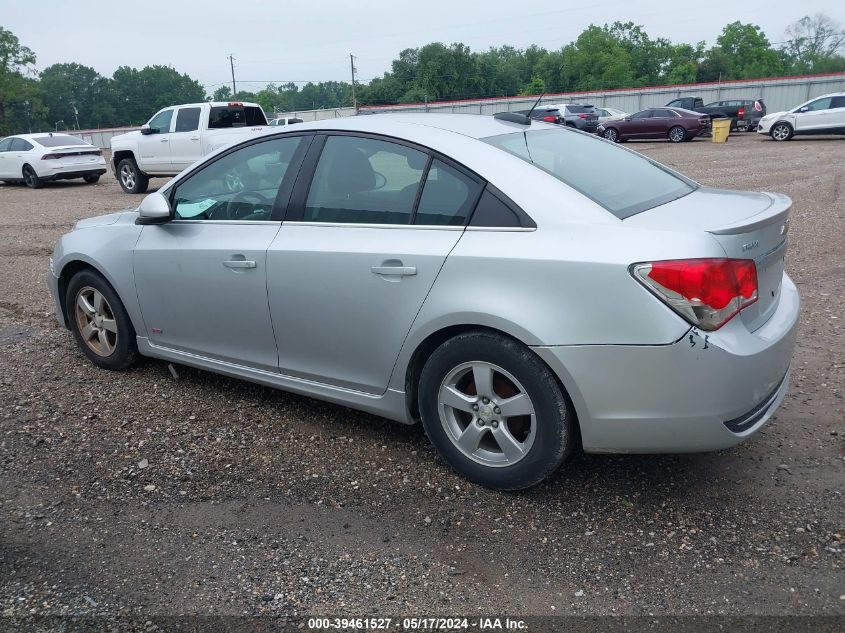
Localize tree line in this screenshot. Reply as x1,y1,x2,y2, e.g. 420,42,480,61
1,14,844,135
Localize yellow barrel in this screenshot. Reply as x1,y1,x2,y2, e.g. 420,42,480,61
711,118,731,143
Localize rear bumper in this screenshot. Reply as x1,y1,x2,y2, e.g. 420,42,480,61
533,273,800,453
35,158,107,181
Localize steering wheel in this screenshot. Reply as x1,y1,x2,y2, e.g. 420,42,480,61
223,191,272,220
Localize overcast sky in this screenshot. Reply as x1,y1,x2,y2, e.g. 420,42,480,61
4,0,844,94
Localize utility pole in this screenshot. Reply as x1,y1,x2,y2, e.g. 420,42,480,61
228,54,237,98
349,53,357,111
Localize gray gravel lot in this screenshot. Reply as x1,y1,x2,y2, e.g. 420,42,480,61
0,133,843,624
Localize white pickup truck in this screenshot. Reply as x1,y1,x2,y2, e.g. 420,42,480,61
110,101,269,193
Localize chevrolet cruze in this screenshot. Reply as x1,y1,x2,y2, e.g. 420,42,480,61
48,113,799,489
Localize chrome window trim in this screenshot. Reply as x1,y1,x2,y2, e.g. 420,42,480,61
170,219,280,226
282,221,536,232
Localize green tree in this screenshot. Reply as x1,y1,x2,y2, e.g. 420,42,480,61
519,75,546,96
0,26,42,135
783,13,845,72
212,85,232,101
111,65,205,125
716,22,783,78
39,63,115,129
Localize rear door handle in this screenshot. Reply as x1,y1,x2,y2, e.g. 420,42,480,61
371,265,417,276
223,259,256,269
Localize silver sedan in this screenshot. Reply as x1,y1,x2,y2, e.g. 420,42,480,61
48,113,799,490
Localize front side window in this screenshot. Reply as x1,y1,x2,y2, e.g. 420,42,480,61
303,136,427,224
483,129,695,219
175,107,201,132
415,160,480,226
803,97,832,112
172,136,303,221
147,109,173,134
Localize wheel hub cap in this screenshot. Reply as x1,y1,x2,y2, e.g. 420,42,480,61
74,286,118,357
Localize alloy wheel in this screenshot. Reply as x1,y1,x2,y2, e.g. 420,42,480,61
669,126,686,142
120,164,136,189
772,124,790,141
604,129,618,142
23,166,36,187
437,361,536,467
74,286,118,357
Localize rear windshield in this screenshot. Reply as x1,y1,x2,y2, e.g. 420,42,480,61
482,129,696,219
566,105,594,113
208,105,267,128
32,134,88,147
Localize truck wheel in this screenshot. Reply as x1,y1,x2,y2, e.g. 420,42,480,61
117,158,149,194
771,123,793,142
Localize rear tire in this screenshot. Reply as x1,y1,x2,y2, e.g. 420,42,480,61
771,123,793,142
22,165,42,189
117,158,149,194
418,331,574,490
602,128,619,143
83,174,100,184
668,126,687,143
65,269,139,371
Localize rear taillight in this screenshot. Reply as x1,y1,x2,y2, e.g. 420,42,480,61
41,153,60,160
577,113,589,118
542,116,557,122
631,258,758,331
738,106,745,119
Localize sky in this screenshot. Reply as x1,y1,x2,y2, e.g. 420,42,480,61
3,0,844,95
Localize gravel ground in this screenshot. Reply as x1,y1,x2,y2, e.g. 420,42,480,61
0,133,843,627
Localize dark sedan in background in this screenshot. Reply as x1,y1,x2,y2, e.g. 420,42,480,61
597,107,710,143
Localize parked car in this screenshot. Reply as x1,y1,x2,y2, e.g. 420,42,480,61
512,106,565,125
757,93,845,141
49,113,798,490
110,101,269,194
543,103,600,132
269,117,304,126
594,107,629,125
664,97,766,131
598,107,710,143
0,133,106,188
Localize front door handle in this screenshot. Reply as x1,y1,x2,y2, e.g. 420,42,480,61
160,138,169,142
371,264,417,276
223,259,256,269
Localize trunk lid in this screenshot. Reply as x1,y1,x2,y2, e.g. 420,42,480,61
624,187,791,332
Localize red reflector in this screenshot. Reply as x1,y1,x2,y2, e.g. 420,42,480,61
542,116,557,122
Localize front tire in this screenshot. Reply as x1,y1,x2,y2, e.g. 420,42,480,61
418,331,574,490
771,123,793,141
65,269,138,370
668,126,687,143
117,158,149,194
83,174,100,184
22,165,42,189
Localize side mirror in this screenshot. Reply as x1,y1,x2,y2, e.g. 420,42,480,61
140,124,155,135
624,117,632,121
798,106,809,113
136,192,171,225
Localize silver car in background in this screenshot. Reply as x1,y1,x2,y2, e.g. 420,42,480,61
48,113,799,490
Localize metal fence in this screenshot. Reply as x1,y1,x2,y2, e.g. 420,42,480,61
358,72,845,117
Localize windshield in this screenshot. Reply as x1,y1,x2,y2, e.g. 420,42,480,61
482,129,696,219
32,134,88,147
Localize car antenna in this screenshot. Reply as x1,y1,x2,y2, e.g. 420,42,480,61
493,93,546,126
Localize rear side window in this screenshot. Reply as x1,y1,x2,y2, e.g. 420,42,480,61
31,134,87,147
483,129,695,219
830,96,845,109
175,107,201,132
208,105,267,128
470,189,522,227
414,160,481,226
304,136,427,224
652,110,676,118
10,138,33,151
0,138,11,152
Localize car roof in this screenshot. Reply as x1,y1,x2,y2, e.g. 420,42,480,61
282,112,558,141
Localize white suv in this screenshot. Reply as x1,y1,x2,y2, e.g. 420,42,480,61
757,92,845,141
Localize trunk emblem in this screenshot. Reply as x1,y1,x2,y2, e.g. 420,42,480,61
742,240,759,252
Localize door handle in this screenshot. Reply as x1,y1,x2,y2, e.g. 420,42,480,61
160,138,169,142
371,265,417,276
223,259,256,269
190,136,200,140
